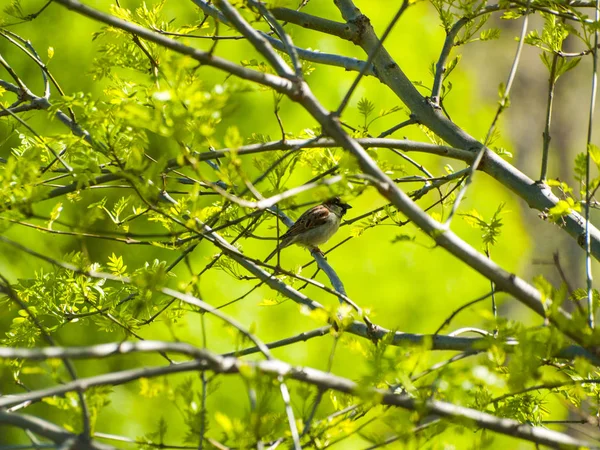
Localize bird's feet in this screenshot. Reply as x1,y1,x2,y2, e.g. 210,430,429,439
310,247,326,258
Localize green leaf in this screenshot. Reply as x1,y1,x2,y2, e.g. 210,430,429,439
589,144,600,168
493,146,513,159
391,234,415,243
214,411,233,433
498,82,506,99
525,30,545,49
533,275,555,306
480,28,501,41
224,126,242,150
540,51,554,73
547,179,573,195
445,55,462,78
107,253,127,276
377,105,402,118
258,298,285,306
357,97,375,120
501,9,525,20
461,209,485,228
460,203,506,248
556,57,581,79
547,198,581,222
48,202,63,230
574,152,587,182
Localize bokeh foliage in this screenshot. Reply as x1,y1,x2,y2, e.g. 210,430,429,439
1,0,600,448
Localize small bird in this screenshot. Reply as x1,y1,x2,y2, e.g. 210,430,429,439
265,197,352,263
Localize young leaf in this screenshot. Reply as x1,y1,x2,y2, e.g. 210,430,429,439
357,97,375,120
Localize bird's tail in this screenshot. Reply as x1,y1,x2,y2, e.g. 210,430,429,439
264,246,279,263
265,238,291,263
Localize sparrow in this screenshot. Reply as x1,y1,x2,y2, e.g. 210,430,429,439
265,197,352,263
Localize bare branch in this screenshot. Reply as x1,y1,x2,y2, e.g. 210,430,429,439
191,0,375,75
213,0,295,79
270,7,358,41
0,411,115,450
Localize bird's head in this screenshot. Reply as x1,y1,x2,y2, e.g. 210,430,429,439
324,197,352,217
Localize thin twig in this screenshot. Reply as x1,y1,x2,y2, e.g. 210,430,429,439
540,49,560,181
443,2,531,227
584,0,600,329
433,291,496,335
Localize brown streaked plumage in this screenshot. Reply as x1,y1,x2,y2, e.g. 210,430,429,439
265,197,352,263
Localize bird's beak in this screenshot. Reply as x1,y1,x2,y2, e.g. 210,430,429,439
342,203,352,211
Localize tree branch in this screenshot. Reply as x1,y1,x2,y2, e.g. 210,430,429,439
191,0,375,76
332,0,600,262
0,341,594,449
270,7,358,41
54,0,294,93
0,411,115,450
169,138,474,167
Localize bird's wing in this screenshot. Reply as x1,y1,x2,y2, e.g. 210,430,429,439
281,205,331,239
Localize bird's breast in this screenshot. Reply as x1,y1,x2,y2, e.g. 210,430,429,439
296,214,340,247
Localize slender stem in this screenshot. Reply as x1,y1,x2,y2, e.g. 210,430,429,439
361,420,440,450
248,0,302,77
443,3,530,227
433,291,495,335
213,0,295,79
377,117,418,138
585,0,600,329
301,337,339,436
540,51,559,181
198,310,208,450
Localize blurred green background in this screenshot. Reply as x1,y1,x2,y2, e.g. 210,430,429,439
1,0,597,448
